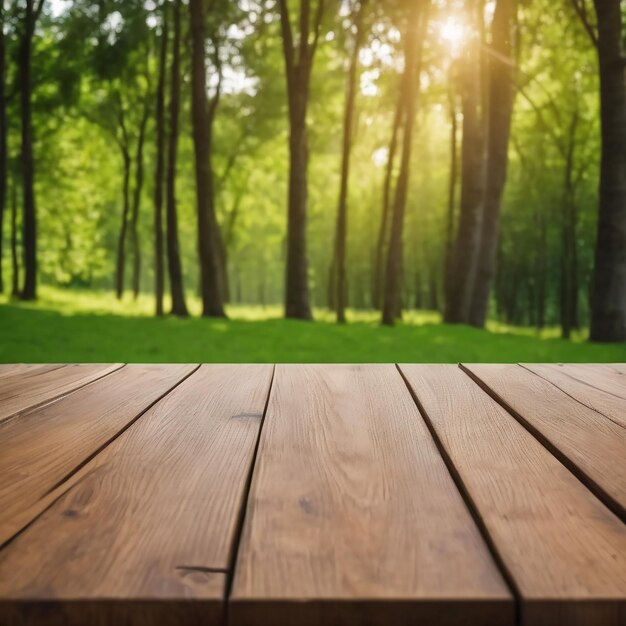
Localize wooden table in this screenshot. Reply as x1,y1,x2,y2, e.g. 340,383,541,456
0,363,624,626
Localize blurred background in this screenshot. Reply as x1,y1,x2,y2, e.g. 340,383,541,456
0,0,624,363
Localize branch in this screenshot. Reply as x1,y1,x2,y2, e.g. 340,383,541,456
570,0,598,48
208,35,222,124
278,0,295,87
299,0,311,65
309,0,326,61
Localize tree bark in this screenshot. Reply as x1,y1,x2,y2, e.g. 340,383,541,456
332,0,367,324
278,0,326,320
589,0,626,341
19,0,43,301
444,67,459,294
189,0,225,317
153,1,168,317
373,94,404,310
381,2,427,326
115,139,131,300
0,1,6,294
130,101,149,300
10,171,19,297
444,0,486,324
166,0,188,317
469,0,516,328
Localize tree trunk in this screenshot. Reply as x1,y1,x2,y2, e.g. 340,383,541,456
131,102,149,300
333,0,367,324
469,0,516,328
444,0,486,324
560,111,579,339
381,2,427,326
444,69,459,294
589,0,626,341
153,0,168,317
373,96,404,310
19,0,41,301
115,146,131,299
0,2,6,294
166,0,188,317
10,171,19,297
188,0,225,317
278,0,325,320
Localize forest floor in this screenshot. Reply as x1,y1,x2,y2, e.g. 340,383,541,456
0,287,624,363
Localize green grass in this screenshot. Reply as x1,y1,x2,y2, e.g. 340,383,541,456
0,287,624,363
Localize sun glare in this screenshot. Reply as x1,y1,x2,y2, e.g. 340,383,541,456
441,18,465,44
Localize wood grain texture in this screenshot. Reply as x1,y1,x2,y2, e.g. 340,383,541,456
536,363,626,400
463,363,626,520
231,364,513,626
0,364,195,547
0,364,273,626
400,364,626,626
521,363,626,428
0,363,123,423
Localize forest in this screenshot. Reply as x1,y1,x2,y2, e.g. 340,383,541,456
0,0,625,361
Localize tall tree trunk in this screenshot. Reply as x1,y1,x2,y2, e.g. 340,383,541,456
131,102,149,300
153,0,168,317
444,0,486,324
373,96,403,310
19,0,42,301
10,170,19,297
536,212,547,330
189,0,225,317
589,0,626,341
278,0,326,320
166,0,188,317
469,0,516,328
381,1,427,326
115,145,131,300
0,1,6,294
444,68,458,292
560,110,579,339
333,0,367,324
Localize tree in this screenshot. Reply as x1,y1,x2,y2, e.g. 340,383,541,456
278,0,328,320
165,0,188,316
130,95,150,299
587,0,626,341
153,0,168,317
188,0,226,317
19,0,45,300
381,0,429,326
332,0,368,323
469,0,517,328
0,0,6,294
444,0,486,324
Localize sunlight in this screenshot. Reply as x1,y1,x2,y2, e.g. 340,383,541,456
439,17,466,56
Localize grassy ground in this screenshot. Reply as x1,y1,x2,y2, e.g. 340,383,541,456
0,287,624,363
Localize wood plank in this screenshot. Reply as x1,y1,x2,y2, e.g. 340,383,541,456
463,364,626,520
231,364,513,626
400,364,626,626
0,364,273,626
0,364,62,379
0,364,195,547
543,364,626,400
0,363,123,423
521,363,626,428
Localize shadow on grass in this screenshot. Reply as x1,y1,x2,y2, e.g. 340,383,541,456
1,301,624,363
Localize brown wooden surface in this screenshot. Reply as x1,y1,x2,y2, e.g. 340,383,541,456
400,364,626,626
463,363,626,520
0,363,625,626
230,364,513,626
0,365,273,626
0,363,123,423
0,364,195,547
521,362,626,428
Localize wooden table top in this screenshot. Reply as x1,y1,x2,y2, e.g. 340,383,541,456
0,363,624,626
